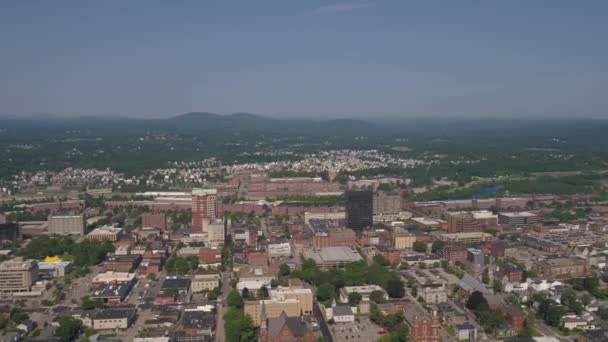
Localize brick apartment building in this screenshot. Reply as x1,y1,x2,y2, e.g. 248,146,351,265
248,251,268,267
496,264,523,283
505,305,526,332
312,227,357,248
104,255,142,273
446,210,497,234
404,306,440,342
535,257,591,278
192,188,217,232
437,246,468,263
198,247,222,266
142,213,167,231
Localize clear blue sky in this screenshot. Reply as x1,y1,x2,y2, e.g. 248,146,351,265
1,1,606,118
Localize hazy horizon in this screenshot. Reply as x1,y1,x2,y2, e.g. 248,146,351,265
1,1,607,119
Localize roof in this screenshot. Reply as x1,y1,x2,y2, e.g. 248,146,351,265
182,311,215,329
267,312,310,338
303,247,363,263
500,212,537,218
454,322,476,330
332,305,353,316
162,277,191,290
192,188,217,195
459,274,490,294
93,308,136,320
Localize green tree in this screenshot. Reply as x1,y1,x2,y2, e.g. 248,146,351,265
227,289,244,309
545,304,566,327
386,279,405,298
223,307,255,342
431,240,445,252
54,317,82,342
492,280,503,293
278,264,291,277
373,254,390,266
370,290,387,304
466,291,487,311
561,288,583,315
413,241,427,253
10,309,29,324
259,285,269,299
316,283,335,302
81,296,102,310
482,269,490,285
348,292,363,306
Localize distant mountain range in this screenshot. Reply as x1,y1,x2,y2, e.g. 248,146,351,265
0,111,383,139
162,112,377,134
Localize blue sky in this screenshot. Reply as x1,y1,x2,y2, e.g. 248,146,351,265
0,1,606,118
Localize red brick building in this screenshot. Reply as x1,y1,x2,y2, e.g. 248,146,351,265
407,315,440,342
248,251,268,267
496,264,523,283
192,189,217,232
505,305,526,332
260,312,316,342
154,294,176,305
381,249,402,264
198,247,222,266
142,213,167,231
437,246,468,263
104,254,142,273
312,227,357,248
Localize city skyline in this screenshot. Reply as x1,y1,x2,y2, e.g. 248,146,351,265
1,1,607,118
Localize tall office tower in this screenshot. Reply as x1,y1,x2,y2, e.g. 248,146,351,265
192,188,217,232
346,189,373,230
0,257,39,293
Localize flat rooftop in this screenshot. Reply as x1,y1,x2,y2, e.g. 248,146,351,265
303,247,363,264
500,212,537,217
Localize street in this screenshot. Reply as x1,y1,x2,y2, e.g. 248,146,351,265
215,271,232,342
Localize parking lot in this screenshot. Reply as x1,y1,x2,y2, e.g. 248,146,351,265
329,317,383,342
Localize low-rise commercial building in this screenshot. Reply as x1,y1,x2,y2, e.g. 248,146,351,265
191,274,220,292
339,285,388,303
90,308,137,330
393,227,416,250
38,260,72,279
91,281,134,304
86,226,123,241
267,243,292,260
92,271,136,285
419,282,448,304
302,247,362,269
498,212,540,226
438,232,495,244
